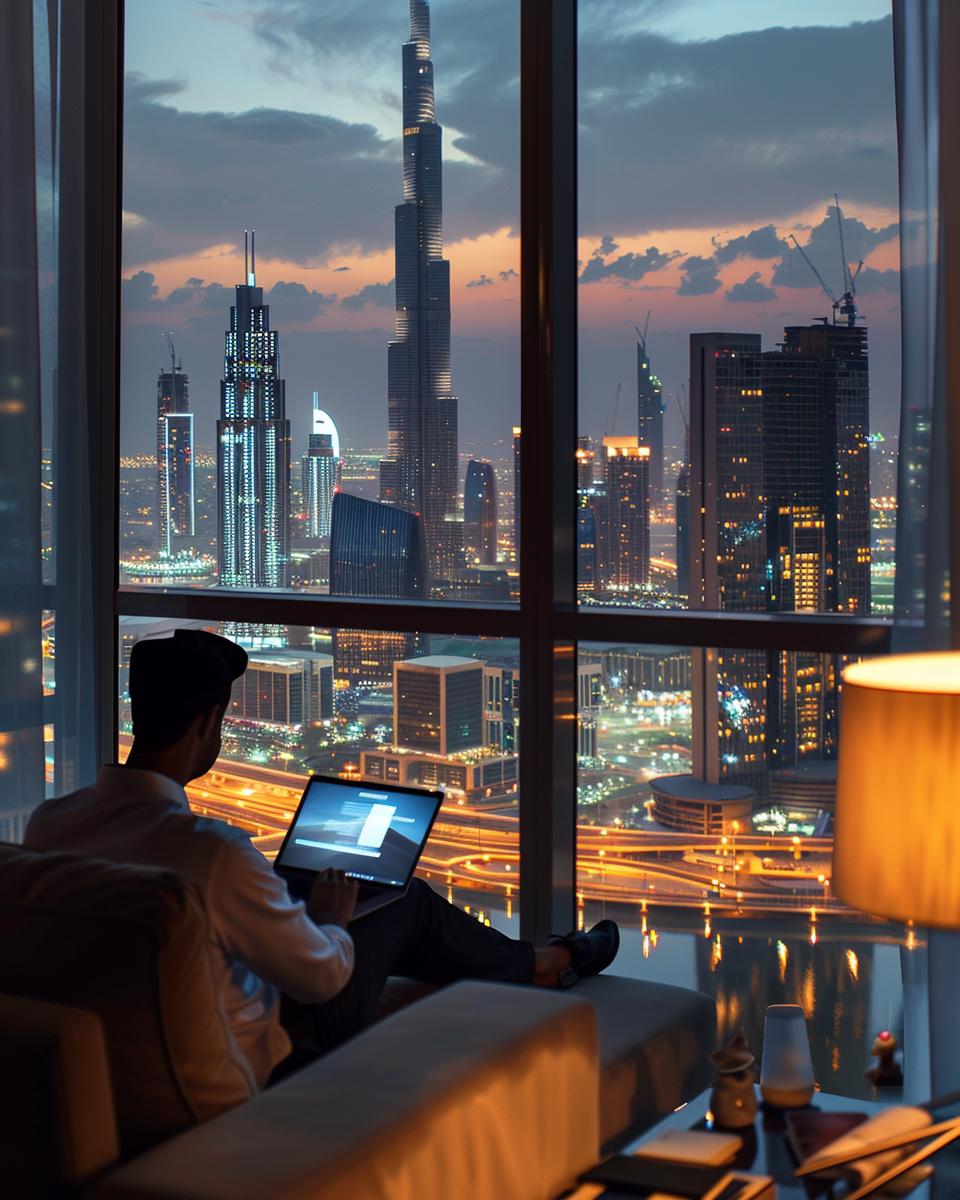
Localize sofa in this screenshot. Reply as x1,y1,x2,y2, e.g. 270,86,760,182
0,842,715,1199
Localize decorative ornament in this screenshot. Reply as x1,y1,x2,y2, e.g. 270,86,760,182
710,1028,758,1127
865,1030,903,1088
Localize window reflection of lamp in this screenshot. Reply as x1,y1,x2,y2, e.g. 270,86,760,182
834,652,960,1101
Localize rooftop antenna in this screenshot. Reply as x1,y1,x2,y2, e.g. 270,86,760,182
163,331,176,375
604,382,622,438
249,229,256,287
634,311,651,355
244,230,248,283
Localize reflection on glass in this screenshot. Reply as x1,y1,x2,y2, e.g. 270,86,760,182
578,3,899,615
118,619,520,910
120,1,519,599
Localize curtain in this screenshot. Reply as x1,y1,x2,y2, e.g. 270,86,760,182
0,2,45,838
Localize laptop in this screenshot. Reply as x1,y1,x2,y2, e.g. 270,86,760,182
274,774,443,919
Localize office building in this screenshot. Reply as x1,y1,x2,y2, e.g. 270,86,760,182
311,393,340,457
450,564,511,602
636,331,664,502
156,351,195,557
329,490,425,687
302,433,340,539
394,655,484,757
217,239,291,588
597,437,650,593
762,324,871,616
577,663,602,758
360,744,517,802
675,466,689,599
228,653,334,727
330,491,426,600
577,437,599,597
463,459,497,565
484,665,519,753
379,0,458,583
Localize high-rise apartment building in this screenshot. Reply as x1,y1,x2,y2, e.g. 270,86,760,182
463,459,497,565
379,0,458,583
675,466,690,599
156,349,194,557
637,331,664,502
229,653,334,726
577,437,599,597
394,655,484,756
217,241,290,588
597,437,650,593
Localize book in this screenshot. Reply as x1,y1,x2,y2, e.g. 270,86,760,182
576,1156,774,1200
635,1130,743,1167
785,1110,869,1167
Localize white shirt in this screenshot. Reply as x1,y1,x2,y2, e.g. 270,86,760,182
25,765,355,1089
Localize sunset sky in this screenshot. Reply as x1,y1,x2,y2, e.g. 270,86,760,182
121,0,899,465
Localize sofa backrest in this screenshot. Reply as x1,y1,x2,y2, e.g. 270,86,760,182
0,842,254,1159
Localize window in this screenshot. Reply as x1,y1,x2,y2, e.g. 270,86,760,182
11,0,949,1102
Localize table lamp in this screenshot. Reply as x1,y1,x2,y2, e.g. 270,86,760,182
834,652,960,927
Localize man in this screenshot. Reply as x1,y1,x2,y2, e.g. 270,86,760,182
26,629,619,1088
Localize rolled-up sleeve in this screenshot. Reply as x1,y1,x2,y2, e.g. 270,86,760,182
207,836,354,1005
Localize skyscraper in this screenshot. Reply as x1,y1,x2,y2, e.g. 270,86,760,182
463,459,497,565
688,333,767,795
217,236,290,588
597,437,650,594
329,490,424,686
302,433,340,539
156,343,194,557
380,0,458,583
394,655,484,756
637,329,664,502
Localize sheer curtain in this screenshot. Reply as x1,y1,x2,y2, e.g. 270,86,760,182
0,0,119,839
892,0,960,1102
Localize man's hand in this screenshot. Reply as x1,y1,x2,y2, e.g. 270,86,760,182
307,868,359,929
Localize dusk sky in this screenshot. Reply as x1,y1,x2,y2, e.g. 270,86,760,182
121,0,899,467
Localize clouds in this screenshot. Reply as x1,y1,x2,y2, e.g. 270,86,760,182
725,271,777,302
677,255,722,296
341,280,395,311
467,274,495,287
714,225,790,265
123,271,337,321
580,245,680,284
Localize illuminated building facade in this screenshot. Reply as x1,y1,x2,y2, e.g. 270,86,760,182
483,665,519,753
512,426,521,561
675,465,690,599
463,459,497,564
577,663,602,758
157,358,194,556
394,655,483,756
577,437,599,597
648,775,755,836
637,334,664,501
360,745,517,801
450,564,511,601
380,0,458,583
217,257,291,588
228,653,334,726
302,433,339,539
597,437,650,592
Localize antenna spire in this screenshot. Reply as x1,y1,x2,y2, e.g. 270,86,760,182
244,230,248,283
250,229,256,286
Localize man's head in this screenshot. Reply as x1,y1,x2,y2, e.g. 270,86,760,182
129,630,247,777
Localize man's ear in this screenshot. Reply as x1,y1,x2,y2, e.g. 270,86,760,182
196,702,226,741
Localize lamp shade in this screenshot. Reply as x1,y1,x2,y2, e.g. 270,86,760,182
834,653,960,927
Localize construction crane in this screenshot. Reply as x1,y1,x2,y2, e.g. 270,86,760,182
634,311,651,355
163,331,178,375
604,382,622,438
789,194,863,327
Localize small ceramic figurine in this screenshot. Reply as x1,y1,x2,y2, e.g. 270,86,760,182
710,1028,758,1127
865,1029,903,1087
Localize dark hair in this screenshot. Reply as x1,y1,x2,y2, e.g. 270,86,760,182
130,630,247,751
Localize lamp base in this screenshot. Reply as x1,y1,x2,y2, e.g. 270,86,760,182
760,1084,815,1108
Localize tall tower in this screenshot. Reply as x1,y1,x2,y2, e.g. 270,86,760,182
380,0,458,583
597,436,650,594
512,426,521,563
636,330,664,502
156,339,194,557
217,233,291,588
463,459,497,564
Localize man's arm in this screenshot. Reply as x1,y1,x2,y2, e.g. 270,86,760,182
308,868,359,929
208,838,356,1006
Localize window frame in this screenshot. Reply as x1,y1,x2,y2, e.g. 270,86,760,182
104,0,894,946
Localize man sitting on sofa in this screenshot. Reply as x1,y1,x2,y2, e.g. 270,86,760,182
25,629,619,1088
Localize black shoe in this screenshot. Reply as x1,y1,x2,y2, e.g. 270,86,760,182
549,919,620,988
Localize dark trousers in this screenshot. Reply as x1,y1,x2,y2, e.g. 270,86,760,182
272,878,536,1080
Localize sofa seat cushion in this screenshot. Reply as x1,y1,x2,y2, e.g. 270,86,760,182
0,842,254,1159
93,981,600,1200
574,975,716,1152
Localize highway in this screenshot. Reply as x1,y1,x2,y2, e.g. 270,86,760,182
121,743,853,918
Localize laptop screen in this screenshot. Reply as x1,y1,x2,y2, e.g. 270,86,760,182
275,776,442,889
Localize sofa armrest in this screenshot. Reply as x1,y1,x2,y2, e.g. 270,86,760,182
92,980,599,1200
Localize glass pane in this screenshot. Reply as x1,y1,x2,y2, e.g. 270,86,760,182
119,618,520,923
120,1,520,603
577,3,899,615
577,641,908,1100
